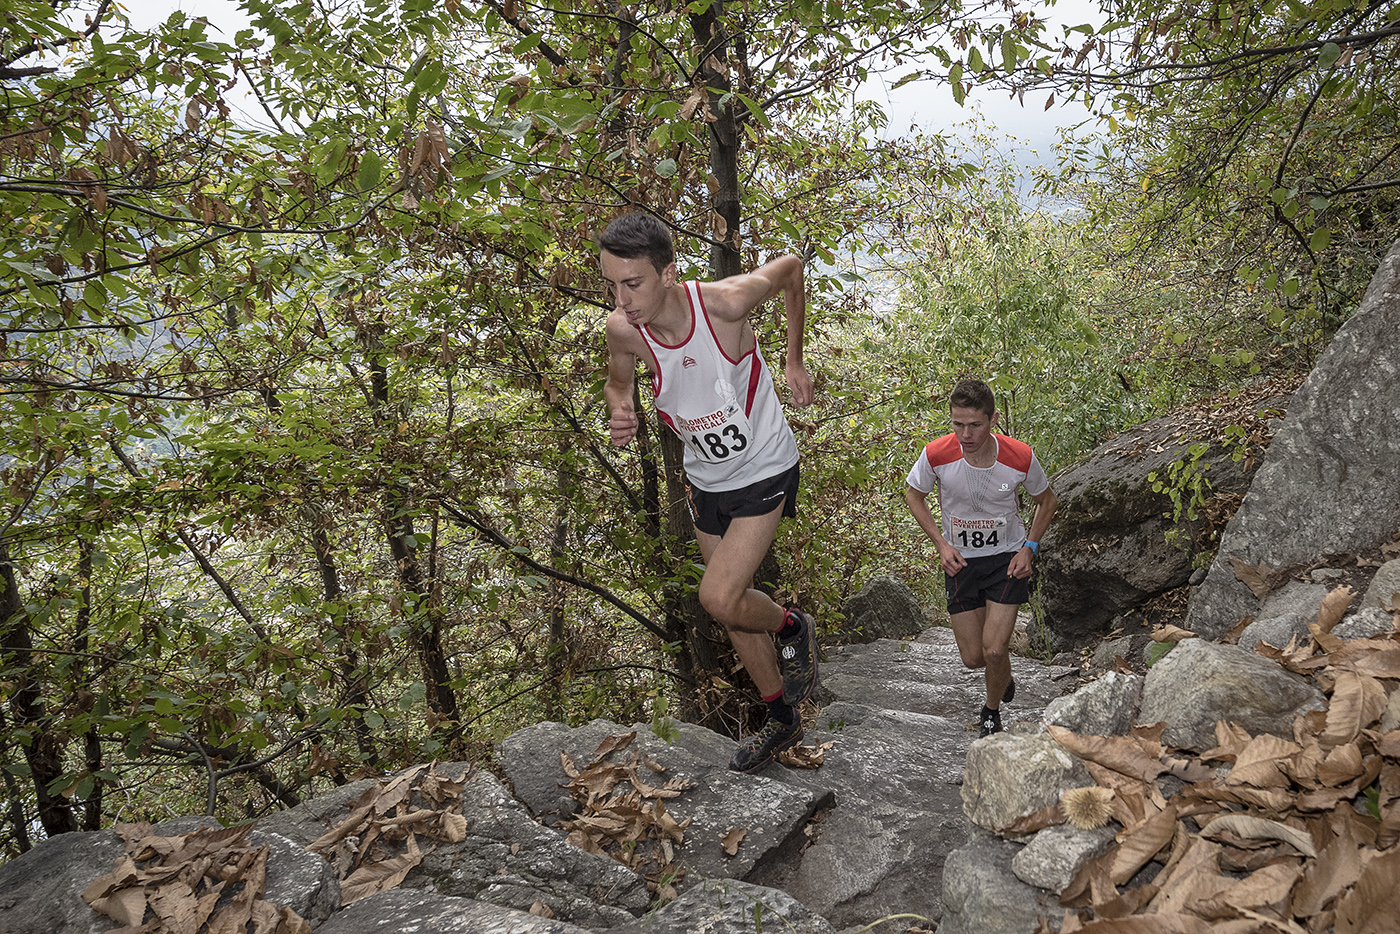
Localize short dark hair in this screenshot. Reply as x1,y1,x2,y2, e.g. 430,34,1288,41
950,378,995,418
598,213,674,274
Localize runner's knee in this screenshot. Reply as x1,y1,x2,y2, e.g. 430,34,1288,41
698,579,744,627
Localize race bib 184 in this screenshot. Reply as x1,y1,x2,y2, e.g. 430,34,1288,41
949,514,1008,551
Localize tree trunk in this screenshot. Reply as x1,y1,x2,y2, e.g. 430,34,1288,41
690,3,742,279
0,540,76,841
369,356,461,732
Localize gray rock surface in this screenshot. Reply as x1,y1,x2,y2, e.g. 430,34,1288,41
961,733,1093,832
1010,823,1116,894
1034,399,1278,650
316,888,594,934
811,627,1075,730
0,822,339,934
938,834,1050,934
262,766,649,927
1237,580,1331,650
839,574,926,643
1138,638,1326,750
501,630,1077,931
0,827,126,934
1361,558,1400,612
1043,671,1143,736
1185,239,1400,639
499,718,829,894
1091,630,1153,671
612,880,837,934
1335,606,1397,641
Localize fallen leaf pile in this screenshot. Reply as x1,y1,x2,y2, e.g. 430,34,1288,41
556,730,696,897
1019,589,1400,933
306,761,470,905
81,823,310,934
779,738,836,769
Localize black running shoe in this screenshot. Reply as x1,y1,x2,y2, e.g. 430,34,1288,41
1003,676,1016,704
776,609,819,706
728,715,803,773
978,705,1003,738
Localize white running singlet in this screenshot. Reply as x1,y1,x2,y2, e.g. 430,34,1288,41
638,281,799,492
906,433,1050,558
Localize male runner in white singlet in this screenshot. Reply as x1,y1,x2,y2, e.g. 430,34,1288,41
600,212,819,773
905,379,1058,737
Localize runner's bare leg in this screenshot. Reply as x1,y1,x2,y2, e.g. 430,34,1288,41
950,600,1017,708
979,601,1018,708
695,501,787,699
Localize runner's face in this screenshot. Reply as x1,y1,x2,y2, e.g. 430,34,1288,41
600,251,675,326
950,405,997,458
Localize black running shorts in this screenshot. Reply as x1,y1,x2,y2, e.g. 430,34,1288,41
945,550,1031,614
687,462,800,537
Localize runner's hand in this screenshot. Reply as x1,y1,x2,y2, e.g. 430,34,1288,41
937,542,967,577
610,407,639,446
1008,549,1034,579
786,362,815,407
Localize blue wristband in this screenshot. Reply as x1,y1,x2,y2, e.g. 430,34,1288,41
1023,540,1039,556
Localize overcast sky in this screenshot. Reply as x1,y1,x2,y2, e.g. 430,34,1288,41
127,0,1102,153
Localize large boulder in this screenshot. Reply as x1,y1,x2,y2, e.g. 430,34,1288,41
259,764,650,928
1034,392,1280,650
1137,638,1326,751
839,575,926,642
1185,239,1400,639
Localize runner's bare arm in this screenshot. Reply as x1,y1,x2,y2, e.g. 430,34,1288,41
604,311,642,446
1008,485,1058,579
906,485,966,576
702,255,814,407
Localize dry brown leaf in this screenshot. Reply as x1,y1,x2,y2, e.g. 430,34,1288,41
589,731,637,765
1203,721,1256,762
1333,844,1400,933
1333,643,1400,680
1316,743,1366,787
1048,724,1166,782
1200,814,1317,857
528,900,555,918
720,827,746,856
339,835,422,905
1220,860,1304,913
1293,817,1365,917
1322,672,1389,748
1110,805,1179,885
1232,557,1280,600
1001,800,1064,835
1146,836,1227,916
438,811,467,843
86,886,148,927
1316,586,1356,633
1226,734,1302,789
778,740,833,769
1150,624,1197,642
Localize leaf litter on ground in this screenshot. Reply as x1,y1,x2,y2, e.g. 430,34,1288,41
1038,591,1400,933
81,822,311,934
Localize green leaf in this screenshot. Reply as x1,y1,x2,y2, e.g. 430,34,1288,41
655,158,677,178
1309,227,1330,251
1317,42,1341,69
357,150,382,190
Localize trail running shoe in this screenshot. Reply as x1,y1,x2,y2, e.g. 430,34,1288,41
776,608,819,706
729,714,803,773
1003,676,1016,704
978,705,1003,738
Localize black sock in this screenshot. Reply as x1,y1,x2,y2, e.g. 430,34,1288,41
766,693,798,725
